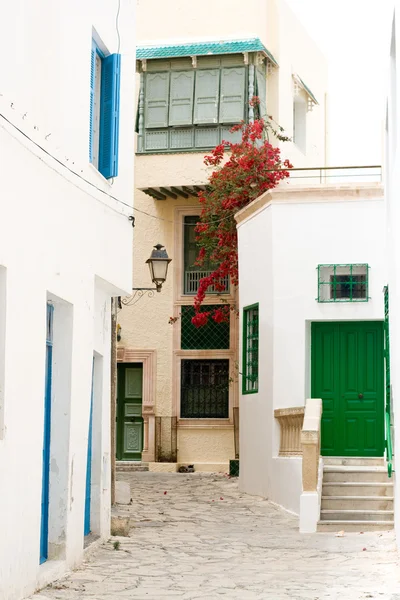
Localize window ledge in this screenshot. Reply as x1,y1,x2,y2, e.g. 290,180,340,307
136,149,215,156
178,419,233,429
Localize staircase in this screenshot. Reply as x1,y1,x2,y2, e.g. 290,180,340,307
318,458,394,532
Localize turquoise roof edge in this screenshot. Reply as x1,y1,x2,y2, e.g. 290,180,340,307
136,38,278,65
298,76,318,105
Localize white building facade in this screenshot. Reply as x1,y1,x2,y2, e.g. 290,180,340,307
236,183,391,531
386,5,400,541
0,1,135,598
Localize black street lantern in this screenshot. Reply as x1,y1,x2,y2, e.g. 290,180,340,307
146,244,172,292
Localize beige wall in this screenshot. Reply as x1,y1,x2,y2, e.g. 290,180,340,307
120,0,329,469
118,189,236,466
137,0,269,48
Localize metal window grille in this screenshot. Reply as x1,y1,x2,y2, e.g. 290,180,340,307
317,264,369,303
181,305,230,350
242,304,259,394
183,216,229,295
181,359,229,418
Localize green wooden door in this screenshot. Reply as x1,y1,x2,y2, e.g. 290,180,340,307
312,321,384,457
117,364,143,461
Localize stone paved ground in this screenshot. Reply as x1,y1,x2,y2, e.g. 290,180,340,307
31,473,400,600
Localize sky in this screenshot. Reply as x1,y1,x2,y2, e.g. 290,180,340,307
285,0,394,166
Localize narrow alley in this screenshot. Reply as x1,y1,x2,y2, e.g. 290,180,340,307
31,473,399,600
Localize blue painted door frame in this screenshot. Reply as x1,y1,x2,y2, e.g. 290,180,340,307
84,358,94,536
40,304,54,564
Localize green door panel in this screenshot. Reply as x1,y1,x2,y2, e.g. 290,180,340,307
312,321,384,457
117,364,143,461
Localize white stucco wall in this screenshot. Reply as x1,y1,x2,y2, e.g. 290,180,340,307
386,6,400,542
0,1,135,599
237,186,385,515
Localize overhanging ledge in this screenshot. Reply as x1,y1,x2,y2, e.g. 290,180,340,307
139,184,210,201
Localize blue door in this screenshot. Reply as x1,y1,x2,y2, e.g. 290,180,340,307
40,304,53,564
84,358,94,536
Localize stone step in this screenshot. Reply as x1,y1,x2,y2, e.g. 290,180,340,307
116,461,149,472
324,457,385,467
321,496,394,511
323,466,389,483
317,520,394,532
322,482,394,497
320,509,394,522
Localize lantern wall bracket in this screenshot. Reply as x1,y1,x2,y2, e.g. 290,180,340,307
118,288,158,309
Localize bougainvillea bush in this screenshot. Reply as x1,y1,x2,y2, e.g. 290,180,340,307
192,107,292,327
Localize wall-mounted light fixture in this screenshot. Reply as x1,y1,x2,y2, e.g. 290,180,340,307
144,244,172,293
119,244,172,308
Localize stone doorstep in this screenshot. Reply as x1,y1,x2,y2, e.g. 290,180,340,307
322,482,394,496
317,520,394,532
116,461,149,472
320,509,394,522
323,457,385,466
321,495,394,511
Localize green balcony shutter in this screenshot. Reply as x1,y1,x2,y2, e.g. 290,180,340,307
169,71,195,126
255,63,267,120
219,66,245,124
183,216,199,272
193,69,220,124
145,72,170,128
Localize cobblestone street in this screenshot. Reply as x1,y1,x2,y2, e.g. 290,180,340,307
31,473,400,600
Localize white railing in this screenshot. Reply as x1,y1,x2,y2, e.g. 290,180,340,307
184,270,229,295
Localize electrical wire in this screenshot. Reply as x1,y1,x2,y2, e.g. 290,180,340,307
0,111,133,218
0,107,235,228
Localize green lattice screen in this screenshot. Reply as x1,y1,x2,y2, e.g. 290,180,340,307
317,264,369,303
242,304,259,394
181,305,230,350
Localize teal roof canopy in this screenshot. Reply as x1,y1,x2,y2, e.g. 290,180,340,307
294,74,318,105
136,38,278,65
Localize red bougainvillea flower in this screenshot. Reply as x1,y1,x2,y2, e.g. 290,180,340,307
191,109,292,326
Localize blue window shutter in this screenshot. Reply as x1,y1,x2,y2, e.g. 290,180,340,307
99,53,121,179
89,43,96,162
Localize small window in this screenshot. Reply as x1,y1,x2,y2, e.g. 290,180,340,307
317,264,369,303
293,93,307,154
89,40,121,179
183,216,229,295
181,359,229,418
242,304,259,394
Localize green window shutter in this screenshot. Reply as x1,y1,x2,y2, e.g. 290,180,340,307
193,69,220,125
183,216,199,271
169,71,194,126
219,67,246,124
145,72,170,128
255,63,267,120
242,304,259,394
